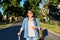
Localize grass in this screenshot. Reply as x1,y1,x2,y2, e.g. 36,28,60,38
0,21,60,34
40,22,60,34
0,23,12,29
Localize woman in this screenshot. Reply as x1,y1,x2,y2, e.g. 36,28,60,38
17,9,40,40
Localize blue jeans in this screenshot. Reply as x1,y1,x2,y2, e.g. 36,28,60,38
27,37,37,40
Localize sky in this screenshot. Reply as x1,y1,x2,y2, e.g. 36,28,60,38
0,7,3,14
20,0,47,8
0,0,47,14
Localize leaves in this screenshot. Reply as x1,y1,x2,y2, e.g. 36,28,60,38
23,0,41,17
0,0,22,17
0,0,41,17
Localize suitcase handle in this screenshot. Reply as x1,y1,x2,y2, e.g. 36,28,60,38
18,36,20,40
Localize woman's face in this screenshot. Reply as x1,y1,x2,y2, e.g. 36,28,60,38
27,11,33,18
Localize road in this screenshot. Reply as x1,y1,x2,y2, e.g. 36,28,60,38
0,23,26,40
0,22,60,40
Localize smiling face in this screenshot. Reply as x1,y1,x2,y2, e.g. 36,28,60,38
27,11,33,18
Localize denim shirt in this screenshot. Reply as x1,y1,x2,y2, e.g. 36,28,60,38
20,17,40,39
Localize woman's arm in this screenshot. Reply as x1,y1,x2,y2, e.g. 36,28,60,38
17,18,25,36
32,18,40,30
20,18,25,31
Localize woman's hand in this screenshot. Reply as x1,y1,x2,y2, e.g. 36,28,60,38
32,26,38,29
17,32,21,36
17,30,22,36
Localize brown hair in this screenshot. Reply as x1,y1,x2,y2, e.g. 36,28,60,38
26,9,37,26
26,9,36,19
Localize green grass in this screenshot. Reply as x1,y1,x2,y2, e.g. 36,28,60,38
40,23,60,34
0,23,11,29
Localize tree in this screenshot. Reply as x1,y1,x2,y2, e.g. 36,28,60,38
1,0,22,16
23,0,41,17
43,0,60,20
0,0,22,22
0,12,3,20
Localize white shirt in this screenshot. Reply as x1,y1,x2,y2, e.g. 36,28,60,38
28,20,35,37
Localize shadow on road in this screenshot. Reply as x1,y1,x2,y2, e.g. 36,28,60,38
0,24,48,40
0,25,26,40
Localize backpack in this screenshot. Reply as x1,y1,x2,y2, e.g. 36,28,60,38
34,18,48,40
34,19,43,40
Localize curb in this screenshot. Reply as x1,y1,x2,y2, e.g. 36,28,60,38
48,29,60,36
43,28,60,36
43,28,60,40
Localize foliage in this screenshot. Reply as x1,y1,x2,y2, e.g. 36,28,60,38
43,0,60,21
0,0,42,18
23,0,41,17
0,12,3,20
0,0,22,17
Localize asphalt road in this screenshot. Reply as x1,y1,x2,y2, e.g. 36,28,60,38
0,24,26,40
0,22,60,40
